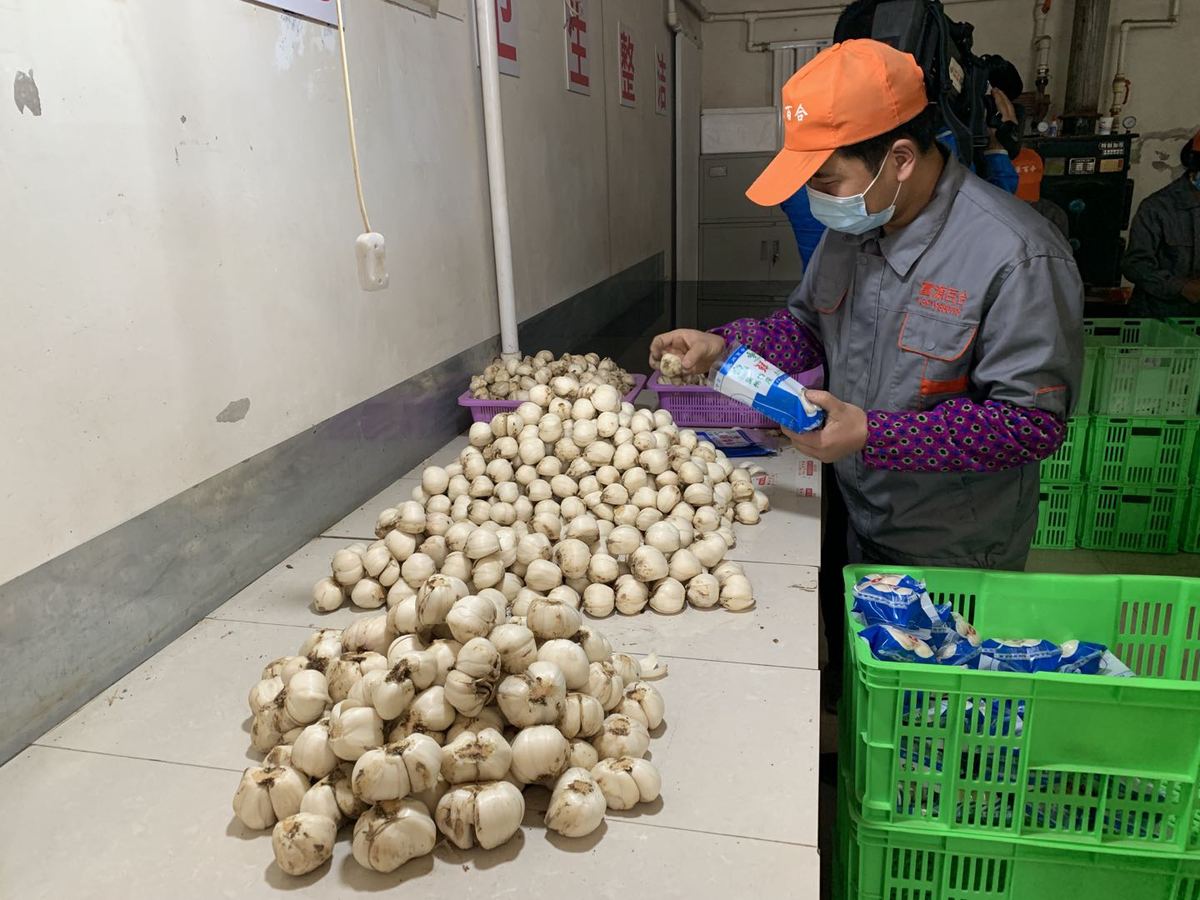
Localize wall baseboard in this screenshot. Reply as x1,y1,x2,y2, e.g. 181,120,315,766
0,253,663,764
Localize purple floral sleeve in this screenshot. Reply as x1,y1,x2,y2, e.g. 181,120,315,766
864,399,1066,473
708,307,825,377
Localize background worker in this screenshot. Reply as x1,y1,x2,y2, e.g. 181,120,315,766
651,41,1084,704
1122,131,1200,317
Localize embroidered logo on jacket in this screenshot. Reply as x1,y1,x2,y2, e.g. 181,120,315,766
916,281,968,316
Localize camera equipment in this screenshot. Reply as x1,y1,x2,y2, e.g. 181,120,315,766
839,0,1022,168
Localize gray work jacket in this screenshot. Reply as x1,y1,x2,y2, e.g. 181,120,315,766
788,155,1084,569
1122,174,1200,318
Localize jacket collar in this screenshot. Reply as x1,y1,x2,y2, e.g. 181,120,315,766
873,153,967,278
1168,173,1200,210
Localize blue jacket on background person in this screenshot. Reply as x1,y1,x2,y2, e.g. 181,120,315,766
780,128,1019,267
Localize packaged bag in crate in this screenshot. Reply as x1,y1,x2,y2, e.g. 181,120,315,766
841,566,1200,856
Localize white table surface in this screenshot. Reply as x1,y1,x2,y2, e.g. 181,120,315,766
2,436,825,899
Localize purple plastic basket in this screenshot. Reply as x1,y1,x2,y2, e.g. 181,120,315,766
647,366,825,428
458,374,648,423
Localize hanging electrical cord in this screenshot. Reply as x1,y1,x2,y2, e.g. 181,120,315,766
334,0,371,234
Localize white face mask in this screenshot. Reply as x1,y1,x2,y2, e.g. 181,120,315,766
806,157,902,235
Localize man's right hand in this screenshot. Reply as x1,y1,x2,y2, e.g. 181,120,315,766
1182,279,1200,304
649,329,727,375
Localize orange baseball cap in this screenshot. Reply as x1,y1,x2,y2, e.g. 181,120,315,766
1013,147,1044,202
746,39,929,206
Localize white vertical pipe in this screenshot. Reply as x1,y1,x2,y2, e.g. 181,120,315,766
474,0,520,359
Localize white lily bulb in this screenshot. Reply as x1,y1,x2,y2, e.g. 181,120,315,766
443,669,496,718
583,661,625,710
446,707,505,742
282,669,331,726
545,767,607,838
249,677,284,716
593,713,650,760
537,639,590,690
609,653,640,685
435,780,525,850
291,718,339,779
352,799,437,873
455,637,501,681
685,572,721,609
616,681,665,729
327,652,389,704
439,727,513,784
312,577,345,612
583,583,616,618
489,623,539,674
574,626,614,664
351,734,442,802
557,691,606,739
496,660,567,727
567,738,600,770
327,701,384,762
509,724,570,784
445,594,498,643
233,764,309,831
416,574,468,627
425,639,463,686
526,596,582,641
271,812,337,876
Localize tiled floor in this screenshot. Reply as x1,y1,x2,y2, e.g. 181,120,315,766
0,438,826,900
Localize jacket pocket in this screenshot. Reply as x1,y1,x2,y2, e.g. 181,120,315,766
894,312,978,408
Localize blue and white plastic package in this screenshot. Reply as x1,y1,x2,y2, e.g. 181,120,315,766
978,639,1063,673
858,624,937,664
709,345,825,433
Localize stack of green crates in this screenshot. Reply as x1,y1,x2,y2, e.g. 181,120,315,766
835,566,1200,900
1170,318,1200,552
1035,319,1200,553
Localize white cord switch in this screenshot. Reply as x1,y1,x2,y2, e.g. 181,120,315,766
355,232,388,292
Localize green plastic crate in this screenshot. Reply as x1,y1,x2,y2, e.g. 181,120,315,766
1031,482,1083,549
1086,416,1200,487
1170,318,1200,340
1039,417,1089,482
1080,484,1187,553
1184,486,1200,554
841,566,1200,855
837,773,1200,900
1083,318,1200,416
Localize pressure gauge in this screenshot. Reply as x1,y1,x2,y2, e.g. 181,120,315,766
1121,115,1137,132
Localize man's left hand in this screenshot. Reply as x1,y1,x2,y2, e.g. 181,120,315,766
782,390,869,463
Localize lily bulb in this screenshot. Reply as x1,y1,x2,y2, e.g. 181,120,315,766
591,756,662,810
454,637,502,682
326,652,388,704
327,701,384,761
351,734,442,803
233,763,309,831
574,627,613,664
557,692,605,739
445,594,498,643
248,676,284,716
617,681,665,730
526,596,582,641
536,639,590,690
509,724,570,784
352,799,437,873
567,738,600,770
312,577,345,613
272,812,337,876
291,718,339,779
435,780,525,850
425,640,462,686
609,653,641,686
282,669,331,726
340,614,392,655
582,583,615,618
446,707,505,742
544,767,607,838
416,574,469,627
583,661,625,711
439,727,512,784
443,669,496,718
393,685,456,738
592,714,650,760
685,572,721,609
496,661,567,727
369,651,438,720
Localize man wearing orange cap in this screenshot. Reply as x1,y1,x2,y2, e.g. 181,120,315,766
1013,147,1068,239
651,40,1082,681
1122,132,1200,317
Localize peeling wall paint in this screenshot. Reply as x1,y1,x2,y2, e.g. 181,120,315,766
216,398,251,423
273,12,335,72
13,69,40,115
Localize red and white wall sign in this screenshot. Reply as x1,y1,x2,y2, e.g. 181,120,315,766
655,46,668,115
563,0,590,96
618,21,635,108
496,0,519,77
